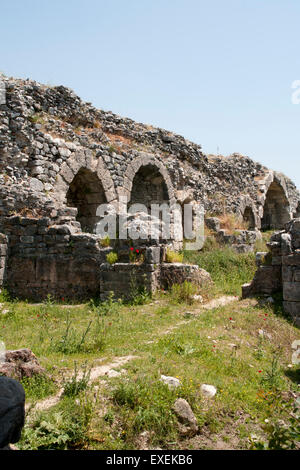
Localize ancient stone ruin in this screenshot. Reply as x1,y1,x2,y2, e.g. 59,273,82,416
0,76,299,304
243,218,300,326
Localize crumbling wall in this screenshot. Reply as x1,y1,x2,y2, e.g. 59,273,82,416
0,233,8,288
243,218,300,326
0,77,299,229
0,215,108,301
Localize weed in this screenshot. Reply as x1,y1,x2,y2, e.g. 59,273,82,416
19,395,94,450
169,281,198,304
106,252,118,265
21,374,57,401
99,235,111,248
165,250,184,263
62,362,91,397
51,312,93,354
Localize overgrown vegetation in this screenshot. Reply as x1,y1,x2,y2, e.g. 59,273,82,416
1,235,299,450
184,244,256,296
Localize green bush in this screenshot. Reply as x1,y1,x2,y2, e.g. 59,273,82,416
62,363,91,397
165,250,184,263
100,236,111,248
21,374,57,401
169,281,198,304
19,396,93,450
106,252,118,265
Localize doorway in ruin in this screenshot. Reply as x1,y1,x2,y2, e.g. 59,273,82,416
129,164,170,239
66,168,107,233
261,181,291,230
243,207,256,230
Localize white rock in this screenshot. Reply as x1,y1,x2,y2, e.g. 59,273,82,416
107,369,121,378
160,375,181,390
200,384,217,398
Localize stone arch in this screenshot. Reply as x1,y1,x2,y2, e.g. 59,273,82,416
238,197,259,229
66,167,107,233
120,154,175,205
119,154,176,241
52,150,117,208
261,178,291,230
243,206,256,230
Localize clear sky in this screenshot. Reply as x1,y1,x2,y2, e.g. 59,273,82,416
1,0,300,189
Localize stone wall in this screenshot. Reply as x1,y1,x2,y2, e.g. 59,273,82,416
0,233,8,288
242,218,300,326
0,76,300,303
0,215,109,301
0,77,299,231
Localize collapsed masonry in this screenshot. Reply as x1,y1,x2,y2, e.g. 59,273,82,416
0,76,299,301
242,218,300,326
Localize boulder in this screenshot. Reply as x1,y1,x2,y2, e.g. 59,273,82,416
200,384,217,398
0,348,45,380
0,376,25,449
160,375,181,390
173,398,198,436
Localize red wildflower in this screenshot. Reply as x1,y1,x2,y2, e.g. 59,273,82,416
130,247,134,251
136,249,139,254
258,370,262,373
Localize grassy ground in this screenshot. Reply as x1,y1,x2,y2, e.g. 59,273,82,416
0,241,299,450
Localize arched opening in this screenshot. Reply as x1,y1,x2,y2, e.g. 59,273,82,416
128,164,170,240
243,206,256,230
294,201,300,219
66,168,107,233
261,181,291,230
130,164,169,209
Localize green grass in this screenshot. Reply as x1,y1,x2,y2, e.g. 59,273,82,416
184,246,256,296
1,241,299,450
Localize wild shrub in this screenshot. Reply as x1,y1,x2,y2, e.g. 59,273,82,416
19,396,94,450
21,374,57,400
62,362,91,397
165,250,184,263
99,236,111,248
106,252,118,265
169,281,198,304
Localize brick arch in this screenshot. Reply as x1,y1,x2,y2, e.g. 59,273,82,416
120,154,176,205
53,150,117,205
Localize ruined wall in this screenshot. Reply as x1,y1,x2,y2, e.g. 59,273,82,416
243,218,300,327
0,76,300,301
0,214,109,301
0,77,299,227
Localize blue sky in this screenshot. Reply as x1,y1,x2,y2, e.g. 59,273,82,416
1,0,300,189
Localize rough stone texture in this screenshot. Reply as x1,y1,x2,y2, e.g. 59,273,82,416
160,375,181,390
0,376,25,449
243,218,300,326
0,76,299,301
0,348,45,379
200,384,217,398
160,263,212,290
100,262,160,301
173,398,198,436
205,217,262,253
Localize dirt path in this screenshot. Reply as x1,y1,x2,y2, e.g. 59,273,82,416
26,355,137,413
27,295,238,414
